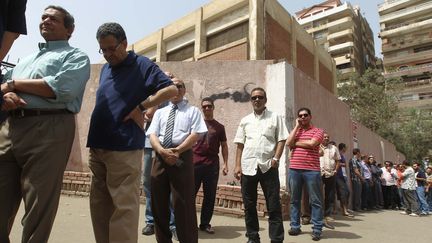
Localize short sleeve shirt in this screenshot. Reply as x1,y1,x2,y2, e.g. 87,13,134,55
193,119,227,165
0,0,27,44
320,144,341,177
233,109,288,176
289,126,324,171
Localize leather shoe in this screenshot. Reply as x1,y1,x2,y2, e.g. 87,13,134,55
288,228,302,236
247,239,260,243
200,225,215,234
141,224,154,235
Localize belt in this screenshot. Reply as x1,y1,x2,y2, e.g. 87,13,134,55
8,109,72,118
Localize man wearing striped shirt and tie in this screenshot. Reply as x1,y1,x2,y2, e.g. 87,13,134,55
147,77,207,243
286,107,324,241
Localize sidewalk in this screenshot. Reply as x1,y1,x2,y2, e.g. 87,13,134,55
10,195,430,243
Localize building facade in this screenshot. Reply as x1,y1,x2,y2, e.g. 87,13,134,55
379,0,432,112
129,0,338,94
296,0,376,81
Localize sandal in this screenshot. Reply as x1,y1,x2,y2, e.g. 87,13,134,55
343,213,354,217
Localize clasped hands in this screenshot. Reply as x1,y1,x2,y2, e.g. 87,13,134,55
1,92,27,111
159,147,180,166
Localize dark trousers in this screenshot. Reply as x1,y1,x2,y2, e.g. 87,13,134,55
322,176,336,217
241,167,284,243
361,179,374,209
151,150,198,243
382,185,395,209
336,177,350,206
351,178,362,211
402,189,419,214
194,162,219,228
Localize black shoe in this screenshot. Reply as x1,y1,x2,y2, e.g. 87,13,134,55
311,232,321,241
171,229,178,241
301,217,311,225
141,224,154,235
247,239,260,243
288,228,302,236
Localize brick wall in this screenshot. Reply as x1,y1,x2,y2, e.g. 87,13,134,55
319,61,334,93
265,14,292,62
296,41,315,79
198,43,248,61
62,171,290,219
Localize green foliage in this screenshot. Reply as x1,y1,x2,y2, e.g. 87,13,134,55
337,68,431,161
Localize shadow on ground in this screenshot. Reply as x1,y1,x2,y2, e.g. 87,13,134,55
198,226,263,239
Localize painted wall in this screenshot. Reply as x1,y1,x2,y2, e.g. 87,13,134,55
70,61,405,186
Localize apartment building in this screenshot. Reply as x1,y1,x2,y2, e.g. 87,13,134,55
379,0,432,112
129,0,338,94
296,0,376,81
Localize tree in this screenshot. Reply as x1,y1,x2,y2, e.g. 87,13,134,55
337,69,431,161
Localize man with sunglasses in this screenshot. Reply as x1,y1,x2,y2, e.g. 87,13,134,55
193,97,228,234
234,87,287,243
87,22,178,243
147,78,207,243
286,108,324,241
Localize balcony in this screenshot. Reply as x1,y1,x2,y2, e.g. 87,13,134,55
328,41,355,54
384,49,432,66
334,54,351,66
307,17,355,34
378,0,420,15
380,18,432,38
327,29,354,44
382,35,432,53
385,63,432,78
380,1,432,23
297,2,353,25
404,78,432,88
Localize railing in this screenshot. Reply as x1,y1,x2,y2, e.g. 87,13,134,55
404,78,432,88
380,1,432,22
388,63,432,73
378,0,405,9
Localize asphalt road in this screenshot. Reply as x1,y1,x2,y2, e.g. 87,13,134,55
10,195,430,243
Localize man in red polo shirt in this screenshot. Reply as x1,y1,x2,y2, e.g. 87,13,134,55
286,107,324,241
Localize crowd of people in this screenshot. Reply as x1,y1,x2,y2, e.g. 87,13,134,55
1,4,431,243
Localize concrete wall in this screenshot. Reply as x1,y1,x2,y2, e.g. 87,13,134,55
69,60,404,184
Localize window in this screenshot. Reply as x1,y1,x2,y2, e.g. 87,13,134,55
206,21,248,51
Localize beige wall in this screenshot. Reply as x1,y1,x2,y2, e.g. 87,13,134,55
69,61,404,184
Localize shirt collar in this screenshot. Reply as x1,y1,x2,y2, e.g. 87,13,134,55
169,98,188,109
111,51,137,68
38,40,70,50
254,108,267,119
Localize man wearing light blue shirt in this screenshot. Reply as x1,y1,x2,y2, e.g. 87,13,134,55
0,6,90,243
147,77,207,243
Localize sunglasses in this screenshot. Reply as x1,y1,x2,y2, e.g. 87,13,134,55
250,95,265,101
298,113,309,118
176,84,185,89
202,105,213,109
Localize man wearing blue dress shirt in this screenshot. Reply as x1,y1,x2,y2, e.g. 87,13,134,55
147,77,207,243
0,6,90,243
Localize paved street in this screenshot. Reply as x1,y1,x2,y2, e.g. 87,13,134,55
10,195,430,243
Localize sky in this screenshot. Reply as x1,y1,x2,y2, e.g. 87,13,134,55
5,0,383,64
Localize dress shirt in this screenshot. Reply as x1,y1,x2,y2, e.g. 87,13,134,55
361,161,372,179
146,99,207,146
381,167,397,186
320,144,341,178
401,167,416,190
233,109,288,176
3,41,90,113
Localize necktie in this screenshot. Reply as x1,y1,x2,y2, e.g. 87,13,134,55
162,104,178,148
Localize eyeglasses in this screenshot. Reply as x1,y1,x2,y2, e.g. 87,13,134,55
98,42,122,54
176,84,185,89
298,113,309,118
250,95,265,101
202,105,213,109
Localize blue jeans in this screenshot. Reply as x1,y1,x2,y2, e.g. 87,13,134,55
427,189,432,212
289,169,323,234
143,148,175,229
416,186,429,213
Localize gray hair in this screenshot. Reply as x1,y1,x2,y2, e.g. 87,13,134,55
96,22,127,42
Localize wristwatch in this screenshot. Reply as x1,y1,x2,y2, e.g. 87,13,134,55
272,157,280,162
6,79,15,91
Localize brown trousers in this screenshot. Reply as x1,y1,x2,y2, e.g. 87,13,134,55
0,114,75,243
151,149,198,243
